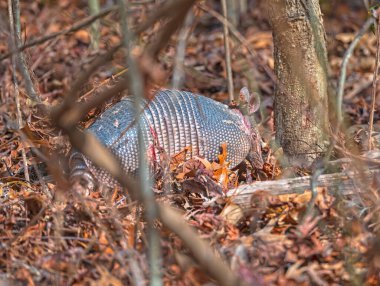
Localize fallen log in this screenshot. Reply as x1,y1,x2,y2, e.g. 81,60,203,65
227,169,380,210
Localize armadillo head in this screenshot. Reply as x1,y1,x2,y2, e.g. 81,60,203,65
238,87,264,169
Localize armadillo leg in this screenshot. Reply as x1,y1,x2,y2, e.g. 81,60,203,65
246,150,264,170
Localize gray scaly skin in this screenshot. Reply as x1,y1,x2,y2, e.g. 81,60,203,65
70,89,263,187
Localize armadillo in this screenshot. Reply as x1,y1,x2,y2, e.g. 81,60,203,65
70,89,263,187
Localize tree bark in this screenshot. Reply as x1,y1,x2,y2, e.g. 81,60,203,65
267,0,329,166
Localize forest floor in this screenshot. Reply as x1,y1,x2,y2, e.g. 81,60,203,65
1,1,380,285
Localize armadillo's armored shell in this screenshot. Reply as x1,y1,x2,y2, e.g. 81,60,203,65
85,90,251,186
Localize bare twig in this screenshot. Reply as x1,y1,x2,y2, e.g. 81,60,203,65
10,0,40,103
239,0,247,13
336,17,375,123
145,0,195,59
88,0,101,50
134,0,191,35
0,5,118,62
81,68,128,100
197,3,276,83
369,10,380,150
51,44,122,124
118,0,162,284
345,78,372,100
52,0,196,123
172,12,193,89
303,165,324,222
8,0,30,182
221,0,234,102
57,75,129,127
158,205,245,286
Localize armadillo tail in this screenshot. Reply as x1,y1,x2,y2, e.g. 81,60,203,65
69,150,95,190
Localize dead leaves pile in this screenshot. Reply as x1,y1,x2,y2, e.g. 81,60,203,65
1,1,380,285
159,145,377,285
2,131,378,285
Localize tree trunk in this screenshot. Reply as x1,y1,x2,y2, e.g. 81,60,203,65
267,0,329,166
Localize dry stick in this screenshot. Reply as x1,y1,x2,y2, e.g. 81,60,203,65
303,166,324,222
198,4,276,83
321,17,375,209
221,0,234,102
158,206,244,286
11,0,40,103
118,1,162,285
337,17,375,123
134,0,191,35
18,131,51,198
323,17,376,211
66,189,129,286
227,169,380,211
345,78,372,100
53,0,193,122
61,76,129,127
239,0,247,13
52,44,123,124
8,0,29,182
146,0,196,59
0,5,118,62
81,68,128,100
130,1,194,283
66,44,122,106
369,11,380,150
88,0,101,50
172,12,193,89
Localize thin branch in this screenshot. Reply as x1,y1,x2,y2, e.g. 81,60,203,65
8,0,29,182
118,0,162,284
134,0,191,35
172,12,193,89
157,205,245,286
221,0,235,102
369,10,380,150
57,75,129,128
336,17,375,123
145,0,195,59
51,44,122,124
239,0,247,13
52,0,196,123
197,4,276,83
88,0,101,50
0,5,118,62
303,165,324,222
11,0,40,103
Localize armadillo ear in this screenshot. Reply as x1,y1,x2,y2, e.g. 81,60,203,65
239,87,260,114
